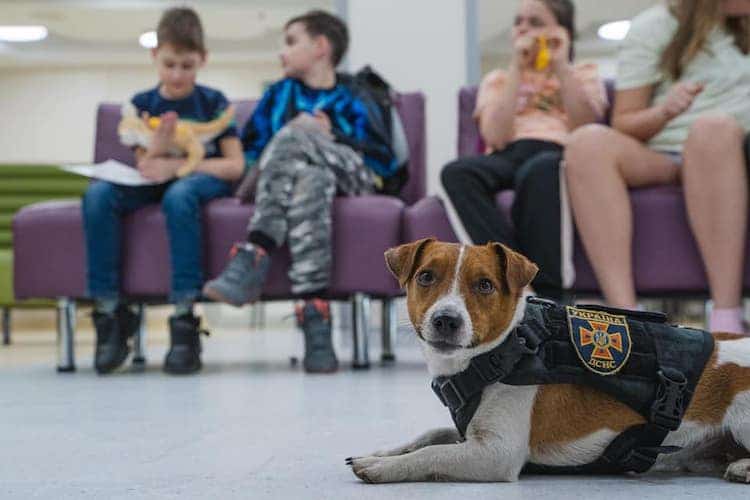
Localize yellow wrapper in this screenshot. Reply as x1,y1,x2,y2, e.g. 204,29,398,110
535,35,550,71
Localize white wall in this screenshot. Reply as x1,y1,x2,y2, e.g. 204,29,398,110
0,61,281,164
345,0,470,196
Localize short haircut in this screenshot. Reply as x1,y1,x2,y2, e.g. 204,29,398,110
285,10,349,66
157,7,206,54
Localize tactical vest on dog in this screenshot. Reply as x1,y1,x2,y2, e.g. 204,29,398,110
431,297,715,474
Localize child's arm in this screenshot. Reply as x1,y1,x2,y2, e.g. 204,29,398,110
193,136,244,181
475,68,521,152
136,136,244,182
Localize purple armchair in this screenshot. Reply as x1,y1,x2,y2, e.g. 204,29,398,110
406,83,744,299
13,93,426,371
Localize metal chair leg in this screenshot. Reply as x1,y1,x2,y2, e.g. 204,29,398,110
56,298,76,372
704,300,713,331
351,293,371,369
132,303,146,370
2,307,10,345
381,298,396,363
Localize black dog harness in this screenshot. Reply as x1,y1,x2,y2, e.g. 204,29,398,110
431,297,714,474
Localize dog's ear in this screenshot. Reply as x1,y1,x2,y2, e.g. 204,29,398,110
384,238,435,288
491,242,538,293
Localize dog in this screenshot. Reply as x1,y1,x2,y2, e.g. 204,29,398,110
347,238,750,483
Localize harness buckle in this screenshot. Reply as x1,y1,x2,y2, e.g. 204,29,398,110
650,368,687,431
431,378,466,410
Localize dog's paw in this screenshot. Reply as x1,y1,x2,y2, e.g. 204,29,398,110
347,455,403,483
724,459,750,483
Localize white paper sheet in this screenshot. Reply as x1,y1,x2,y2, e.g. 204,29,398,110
60,159,164,186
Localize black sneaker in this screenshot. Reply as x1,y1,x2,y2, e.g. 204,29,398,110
296,299,338,373
93,304,138,374
164,313,208,375
202,243,271,306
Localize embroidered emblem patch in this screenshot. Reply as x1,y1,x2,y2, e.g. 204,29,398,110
566,306,632,376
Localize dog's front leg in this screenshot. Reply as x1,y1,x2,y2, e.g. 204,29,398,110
353,427,462,459
349,438,525,483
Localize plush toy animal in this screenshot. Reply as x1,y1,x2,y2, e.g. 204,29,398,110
117,103,236,177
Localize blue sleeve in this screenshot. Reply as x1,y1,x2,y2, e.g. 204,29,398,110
211,90,238,142
332,92,397,177
241,86,277,168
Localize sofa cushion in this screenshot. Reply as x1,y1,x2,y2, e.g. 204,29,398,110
13,194,404,300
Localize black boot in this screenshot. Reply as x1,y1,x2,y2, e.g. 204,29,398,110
296,300,338,373
93,305,138,374
164,313,206,374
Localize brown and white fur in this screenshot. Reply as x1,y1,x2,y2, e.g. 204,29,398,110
348,238,750,483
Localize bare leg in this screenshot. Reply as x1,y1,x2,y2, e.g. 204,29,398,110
682,115,747,312
564,124,679,308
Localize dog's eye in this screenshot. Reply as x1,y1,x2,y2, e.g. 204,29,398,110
476,278,495,294
416,270,435,287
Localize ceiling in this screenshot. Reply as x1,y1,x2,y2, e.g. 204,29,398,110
0,0,333,67
0,0,662,68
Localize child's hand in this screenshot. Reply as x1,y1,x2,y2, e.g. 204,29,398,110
545,26,571,74
313,110,332,133
290,112,332,136
148,111,178,157
137,157,179,183
660,82,704,120
512,34,536,70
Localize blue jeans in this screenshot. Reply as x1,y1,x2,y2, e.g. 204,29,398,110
82,173,231,303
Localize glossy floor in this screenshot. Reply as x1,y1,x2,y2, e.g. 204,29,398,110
0,306,747,499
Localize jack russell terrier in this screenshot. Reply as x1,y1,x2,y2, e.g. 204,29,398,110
347,238,750,483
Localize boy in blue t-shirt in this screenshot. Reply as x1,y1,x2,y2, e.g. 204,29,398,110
82,7,244,375
203,10,396,373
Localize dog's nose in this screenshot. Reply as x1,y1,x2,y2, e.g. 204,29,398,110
431,312,463,336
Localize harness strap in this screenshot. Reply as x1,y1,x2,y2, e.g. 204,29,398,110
431,298,713,473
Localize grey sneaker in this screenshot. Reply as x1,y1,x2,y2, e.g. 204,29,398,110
296,299,338,373
202,243,270,306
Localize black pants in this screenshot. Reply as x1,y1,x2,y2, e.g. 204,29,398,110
441,140,564,299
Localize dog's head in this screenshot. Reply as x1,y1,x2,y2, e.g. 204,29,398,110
385,238,538,360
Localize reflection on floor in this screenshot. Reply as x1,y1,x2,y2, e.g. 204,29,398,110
1,301,747,499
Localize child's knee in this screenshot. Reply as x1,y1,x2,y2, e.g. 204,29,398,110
82,182,117,215
161,183,197,217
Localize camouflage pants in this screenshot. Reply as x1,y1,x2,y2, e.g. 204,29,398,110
249,123,375,294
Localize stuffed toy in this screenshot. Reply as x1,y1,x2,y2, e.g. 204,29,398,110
117,103,236,177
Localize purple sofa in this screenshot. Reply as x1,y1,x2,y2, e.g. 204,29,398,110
406,84,748,298
13,93,425,371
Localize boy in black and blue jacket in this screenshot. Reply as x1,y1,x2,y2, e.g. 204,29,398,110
203,10,396,373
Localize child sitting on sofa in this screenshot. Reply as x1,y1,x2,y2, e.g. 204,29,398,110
82,7,244,375
203,10,397,373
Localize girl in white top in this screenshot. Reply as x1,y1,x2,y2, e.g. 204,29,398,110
565,0,750,333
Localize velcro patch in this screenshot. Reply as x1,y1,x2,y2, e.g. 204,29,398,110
566,306,632,376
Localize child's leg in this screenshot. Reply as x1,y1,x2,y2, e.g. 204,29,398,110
287,167,338,294
247,126,313,249
160,173,231,375
203,126,324,306
283,132,373,373
286,128,375,293
82,181,165,374
82,181,165,307
160,173,231,309
511,151,565,300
